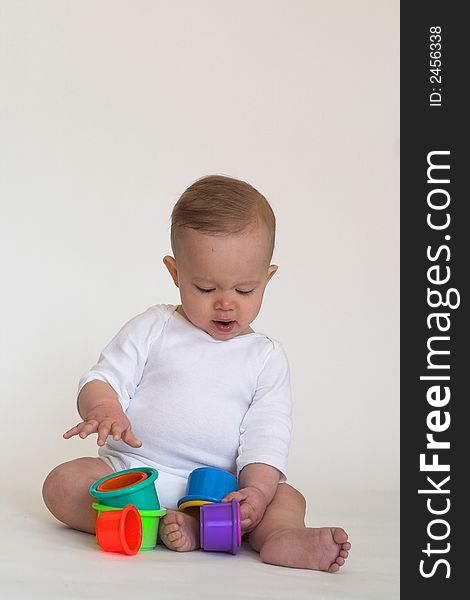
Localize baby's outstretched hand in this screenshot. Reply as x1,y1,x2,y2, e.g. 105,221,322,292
222,486,268,534
63,404,142,448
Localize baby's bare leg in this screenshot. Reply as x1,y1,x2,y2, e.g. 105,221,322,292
249,484,351,572
42,457,113,534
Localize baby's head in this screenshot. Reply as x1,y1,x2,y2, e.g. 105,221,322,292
164,175,278,340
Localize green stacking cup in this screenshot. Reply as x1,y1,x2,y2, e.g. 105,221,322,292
92,503,167,551
90,467,160,510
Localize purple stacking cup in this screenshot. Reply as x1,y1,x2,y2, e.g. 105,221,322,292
200,499,241,555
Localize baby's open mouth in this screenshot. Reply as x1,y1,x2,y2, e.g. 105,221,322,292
213,320,236,332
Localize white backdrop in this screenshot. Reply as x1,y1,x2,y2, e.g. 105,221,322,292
0,0,399,520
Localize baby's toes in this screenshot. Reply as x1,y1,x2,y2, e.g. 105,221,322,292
340,549,349,559
167,530,183,543
328,563,340,573
335,556,345,567
332,528,348,545
163,522,181,535
162,511,182,525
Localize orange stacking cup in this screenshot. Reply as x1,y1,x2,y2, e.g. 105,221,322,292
96,471,148,492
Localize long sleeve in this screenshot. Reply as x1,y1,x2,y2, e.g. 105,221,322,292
77,305,168,412
236,340,293,480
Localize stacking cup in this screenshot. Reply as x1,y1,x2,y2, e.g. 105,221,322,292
93,503,167,551
90,467,160,510
178,499,213,513
200,499,241,555
95,504,142,555
177,467,237,508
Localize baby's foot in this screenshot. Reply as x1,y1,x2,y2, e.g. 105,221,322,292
260,527,351,572
159,510,200,552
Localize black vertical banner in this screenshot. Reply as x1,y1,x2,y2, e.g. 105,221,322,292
401,1,466,597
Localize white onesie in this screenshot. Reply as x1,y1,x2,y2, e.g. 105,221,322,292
78,304,292,509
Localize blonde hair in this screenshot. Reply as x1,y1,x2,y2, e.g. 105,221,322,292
170,175,275,261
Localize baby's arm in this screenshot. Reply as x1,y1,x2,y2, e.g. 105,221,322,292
223,463,281,533
63,380,142,448
64,307,167,448
226,341,292,533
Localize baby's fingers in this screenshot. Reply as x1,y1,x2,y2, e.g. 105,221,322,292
97,421,113,446
109,423,142,448
110,422,125,441
240,506,261,533
240,517,254,533
239,502,254,524
221,490,247,503
78,419,100,439
63,420,97,440
121,428,142,448
63,423,84,439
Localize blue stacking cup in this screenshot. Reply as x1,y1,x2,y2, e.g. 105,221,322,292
177,467,238,508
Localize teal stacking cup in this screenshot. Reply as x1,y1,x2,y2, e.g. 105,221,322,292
90,467,160,510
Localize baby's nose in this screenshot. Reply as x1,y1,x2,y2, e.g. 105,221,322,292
214,295,235,310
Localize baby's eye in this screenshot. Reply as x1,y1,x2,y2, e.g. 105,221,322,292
236,289,255,295
195,286,215,293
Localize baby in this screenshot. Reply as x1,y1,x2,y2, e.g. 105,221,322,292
42,175,350,571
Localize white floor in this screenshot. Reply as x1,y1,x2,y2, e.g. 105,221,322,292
0,492,399,599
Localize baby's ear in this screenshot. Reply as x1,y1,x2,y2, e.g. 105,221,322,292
266,264,278,282
163,256,179,287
